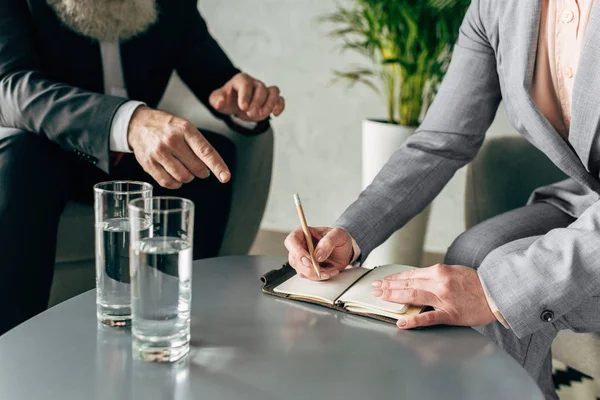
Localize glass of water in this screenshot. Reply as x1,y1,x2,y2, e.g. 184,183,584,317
128,197,194,362
94,181,153,327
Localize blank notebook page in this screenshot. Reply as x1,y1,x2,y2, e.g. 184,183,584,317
273,267,369,304
337,264,416,315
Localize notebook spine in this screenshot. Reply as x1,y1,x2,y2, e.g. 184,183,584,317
260,263,295,287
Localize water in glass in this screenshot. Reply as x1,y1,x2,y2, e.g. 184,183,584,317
95,218,131,326
131,236,193,362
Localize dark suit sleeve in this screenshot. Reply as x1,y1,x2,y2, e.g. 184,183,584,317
174,1,240,119
0,0,126,173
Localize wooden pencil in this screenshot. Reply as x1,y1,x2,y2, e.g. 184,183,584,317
293,193,321,279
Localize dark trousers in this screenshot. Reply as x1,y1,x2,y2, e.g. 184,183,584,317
0,130,235,336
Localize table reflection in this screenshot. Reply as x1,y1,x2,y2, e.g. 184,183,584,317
95,324,132,400
94,323,275,400
276,298,495,367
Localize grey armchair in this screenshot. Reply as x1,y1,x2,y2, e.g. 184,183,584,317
49,118,273,307
465,136,600,381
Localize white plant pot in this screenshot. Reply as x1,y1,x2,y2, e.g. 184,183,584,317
361,119,431,267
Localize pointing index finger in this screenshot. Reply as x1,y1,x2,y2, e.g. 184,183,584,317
184,127,230,183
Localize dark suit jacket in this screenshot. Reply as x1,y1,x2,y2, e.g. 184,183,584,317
0,0,243,173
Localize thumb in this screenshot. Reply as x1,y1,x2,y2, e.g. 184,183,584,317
313,228,348,263
397,310,447,330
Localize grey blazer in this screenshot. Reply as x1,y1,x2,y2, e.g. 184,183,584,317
336,0,600,338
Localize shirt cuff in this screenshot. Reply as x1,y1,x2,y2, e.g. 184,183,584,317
479,274,510,329
109,101,145,152
350,235,362,265
230,114,258,130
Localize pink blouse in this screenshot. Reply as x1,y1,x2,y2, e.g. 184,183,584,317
530,0,593,137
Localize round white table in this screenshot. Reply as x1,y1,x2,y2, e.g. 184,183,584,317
0,256,543,399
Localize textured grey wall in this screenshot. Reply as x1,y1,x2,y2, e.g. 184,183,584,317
158,0,518,253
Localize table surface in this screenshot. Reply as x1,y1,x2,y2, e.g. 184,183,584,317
0,256,543,400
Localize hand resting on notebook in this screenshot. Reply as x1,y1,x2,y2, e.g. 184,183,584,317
372,264,496,329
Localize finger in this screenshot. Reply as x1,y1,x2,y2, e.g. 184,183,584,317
309,226,335,242
372,288,437,306
372,278,439,291
302,264,338,281
287,251,302,271
184,128,231,183
156,152,195,184
289,251,333,281
283,226,331,248
272,96,285,117
146,159,181,189
247,82,268,119
287,247,313,277
396,310,448,329
284,229,308,256
384,266,436,281
169,137,210,179
235,74,253,111
258,86,281,119
284,227,329,263
208,87,227,111
313,228,349,263
291,251,340,281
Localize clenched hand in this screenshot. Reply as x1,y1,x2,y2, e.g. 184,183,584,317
209,72,285,121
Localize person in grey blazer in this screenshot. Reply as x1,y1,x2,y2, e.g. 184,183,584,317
286,0,600,398
0,0,285,336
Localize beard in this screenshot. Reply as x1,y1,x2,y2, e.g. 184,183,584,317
47,0,158,42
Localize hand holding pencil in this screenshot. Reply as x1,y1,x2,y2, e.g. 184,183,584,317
284,194,355,281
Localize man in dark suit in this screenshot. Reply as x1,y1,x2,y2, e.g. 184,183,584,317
0,0,285,335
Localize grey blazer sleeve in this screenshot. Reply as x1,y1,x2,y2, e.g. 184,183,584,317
0,0,127,173
479,200,600,338
335,0,502,261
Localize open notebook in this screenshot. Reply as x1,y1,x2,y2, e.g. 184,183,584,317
261,263,425,324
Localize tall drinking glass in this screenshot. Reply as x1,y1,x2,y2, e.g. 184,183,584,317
94,181,153,326
129,197,194,362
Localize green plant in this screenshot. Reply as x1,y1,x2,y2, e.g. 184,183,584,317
321,0,470,126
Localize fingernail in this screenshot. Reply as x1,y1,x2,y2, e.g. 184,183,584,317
314,249,325,262
219,171,230,182
371,280,382,288
397,318,407,327
330,270,339,277
320,272,330,280
372,289,383,297
301,257,311,267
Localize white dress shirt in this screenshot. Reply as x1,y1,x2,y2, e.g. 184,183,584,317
100,41,144,153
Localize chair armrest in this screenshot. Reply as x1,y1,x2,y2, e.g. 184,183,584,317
465,136,567,228
195,118,274,256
